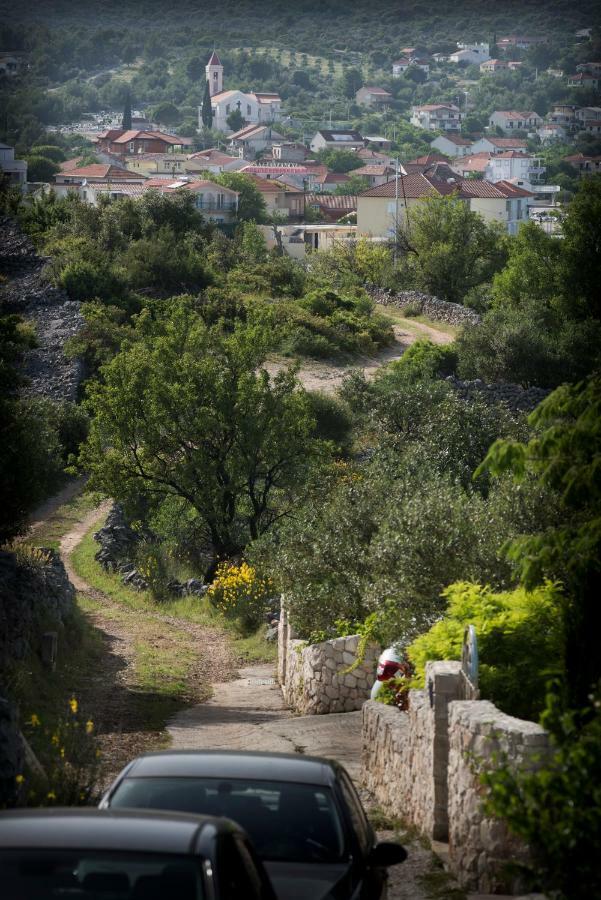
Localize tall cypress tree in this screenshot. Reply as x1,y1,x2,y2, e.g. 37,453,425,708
122,88,132,131
201,80,213,129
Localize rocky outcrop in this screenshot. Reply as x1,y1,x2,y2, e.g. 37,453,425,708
366,286,482,326
94,504,207,598
0,216,84,402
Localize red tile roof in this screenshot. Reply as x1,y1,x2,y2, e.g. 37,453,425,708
493,180,535,198
58,164,137,180
359,174,458,199
306,193,357,210
484,137,528,147
111,130,188,145
207,51,222,66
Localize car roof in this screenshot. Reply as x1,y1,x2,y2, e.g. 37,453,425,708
0,809,236,853
122,751,341,786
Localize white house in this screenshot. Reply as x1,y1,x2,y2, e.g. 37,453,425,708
202,52,282,134
309,130,364,153
431,134,472,157
537,123,568,143
470,136,529,154
0,143,27,189
449,42,490,64
392,57,411,76
411,104,462,132
485,151,545,184
488,110,543,134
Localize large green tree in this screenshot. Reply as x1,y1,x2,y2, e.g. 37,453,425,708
477,373,601,709
213,172,267,222
201,79,213,130
79,299,322,575
398,194,506,304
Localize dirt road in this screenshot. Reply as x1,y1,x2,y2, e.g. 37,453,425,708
264,319,454,394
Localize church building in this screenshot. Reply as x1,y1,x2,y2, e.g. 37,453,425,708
201,51,282,134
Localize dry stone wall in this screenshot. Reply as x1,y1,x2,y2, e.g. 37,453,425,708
366,286,482,326
361,663,550,894
277,609,378,715
448,700,550,894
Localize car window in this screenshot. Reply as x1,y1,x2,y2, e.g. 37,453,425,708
0,849,203,900
111,777,345,863
338,773,372,854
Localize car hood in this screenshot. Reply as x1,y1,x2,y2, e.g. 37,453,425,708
265,861,351,900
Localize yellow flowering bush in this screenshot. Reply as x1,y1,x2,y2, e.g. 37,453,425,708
13,697,101,808
207,562,274,633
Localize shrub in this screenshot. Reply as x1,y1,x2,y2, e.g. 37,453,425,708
481,684,601,900
376,339,458,383
12,697,101,808
206,562,274,634
305,392,353,449
59,259,122,303
408,581,563,721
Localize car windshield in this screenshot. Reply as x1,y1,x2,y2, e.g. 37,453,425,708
0,850,203,900
111,777,346,864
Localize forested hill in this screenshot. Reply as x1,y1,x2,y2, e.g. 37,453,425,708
4,0,600,52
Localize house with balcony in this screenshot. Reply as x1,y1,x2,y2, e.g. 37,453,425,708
146,178,239,223
480,59,510,74
488,110,543,133
411,104,462,132
567,72,600,89
53,163,146,198
485,151,545,184
94,129,191,157
449,42,490,64
537,123,569,143
470,136,529,154
497,35,546,51
227,123,285,160
563,153,601,176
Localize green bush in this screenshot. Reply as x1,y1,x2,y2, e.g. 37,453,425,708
305,392,352,449
408,581,563,721
482,684,601,900
376,340,458,383
59,259,122,303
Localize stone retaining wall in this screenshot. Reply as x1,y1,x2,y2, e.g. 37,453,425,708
362,662,550,894
366,286,482,326
277,608,378,715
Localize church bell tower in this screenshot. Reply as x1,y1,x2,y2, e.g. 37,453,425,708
206,51,223,96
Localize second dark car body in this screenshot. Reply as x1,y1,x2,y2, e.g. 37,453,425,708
100,750,407,900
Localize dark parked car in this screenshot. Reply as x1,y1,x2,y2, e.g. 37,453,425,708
100,751,407,900
0,807,277,900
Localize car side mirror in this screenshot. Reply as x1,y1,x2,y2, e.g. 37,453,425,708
369,841,407,867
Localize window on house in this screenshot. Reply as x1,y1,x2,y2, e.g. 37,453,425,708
247,104,251,116
226,104,230,114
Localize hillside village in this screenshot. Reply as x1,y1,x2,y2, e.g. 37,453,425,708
1,4,601,900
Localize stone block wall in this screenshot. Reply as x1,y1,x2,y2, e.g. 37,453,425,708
277,612,378,714
447,700,550,894
361,665,550,894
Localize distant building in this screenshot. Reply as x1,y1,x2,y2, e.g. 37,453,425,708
94,129,191,157
305,192,357,223
271,142,308,163
309,130,364,153
351,164,395,187
497,35,546,51
449,42,490,65
485,150,545,183
411,104,462,132
567,72,600,89
240,173,304,221
0,143,27,189
537,123,569,143
355,86,392,108
431,134,472,157
488,110,543,133
53,163,145,198
227,123,285,159
470,136,529,154
562,153,601,176
202,51,282,133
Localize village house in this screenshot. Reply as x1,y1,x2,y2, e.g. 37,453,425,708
411,104,462,132
580,119,601,135
575,106,601,123
53,164,146,198
403,154,449,173
563,153,601,176
356,172,532,238
488,110,543,133
352,164,395,187
239,163,316,192
227,123,285,159
537,123,569,143
449,42,490,64
0,143,27,189
450,152,492,178
203,52,282,134
567,72,600,89
391,57,411,76
485,151,545,183
243,174,304,221
309,130,364,153
305,192,357,223
431,134,472,157
480,59,509,74
547,105,578,131
307,166,351,194
576,62,601,76
364,136,393,152
94,129,190,157
470,135,529,154
356,147,395,166
124,154,189,178
270,142,308,163
258,222,357,258
497,35,546,51
184,149,247,175
355,86,393,108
